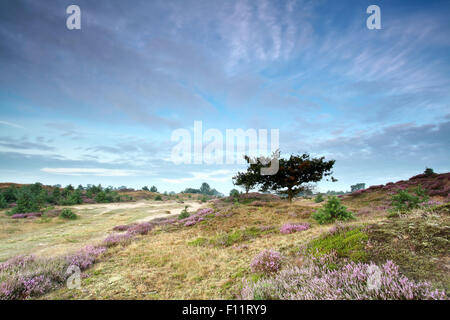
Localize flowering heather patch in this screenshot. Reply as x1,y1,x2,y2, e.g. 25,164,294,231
280,223,310,234
250,249,283,274
11,212,42,219
127,222,154,235
102,233,134,247
66,245,107,270
178,207,216,227
328,222,354,236
422,199,444,206
242,253,447,300
113,224,135,231
0,255,36,272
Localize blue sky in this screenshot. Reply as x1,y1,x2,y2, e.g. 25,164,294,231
0,0,449,194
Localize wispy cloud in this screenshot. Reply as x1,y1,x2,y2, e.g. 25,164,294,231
0,120,24,129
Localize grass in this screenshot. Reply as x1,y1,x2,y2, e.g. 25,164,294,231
2,186,448,299
0,200,202,261
307,227,369,263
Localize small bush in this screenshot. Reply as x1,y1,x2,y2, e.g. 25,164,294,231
250,249,282,275
230,189,240,198
314,194,324,203
312,196,354,224
178,206,190,220
154,195,162,201
59,209,78,220
390,186,429,212
424,168,435,176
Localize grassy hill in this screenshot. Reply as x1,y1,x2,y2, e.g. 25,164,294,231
1,173,449,300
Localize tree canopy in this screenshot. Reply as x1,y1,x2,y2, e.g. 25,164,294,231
234,152,336,202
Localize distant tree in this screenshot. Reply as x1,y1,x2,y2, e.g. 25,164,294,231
3,186,17,203
14,190,39,213
77,184,84,191
232,171,258,193
424,168,435,176
243,152,336,203
229,189,240,198
150,186,158,193
350,183,365,192
142,186,149,191
200,183,211,195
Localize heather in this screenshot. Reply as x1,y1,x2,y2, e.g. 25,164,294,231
242,252,447,300
280,223,310,234
250,250,283,274
0,245,106,300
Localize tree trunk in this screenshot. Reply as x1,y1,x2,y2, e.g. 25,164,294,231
288,188,293,203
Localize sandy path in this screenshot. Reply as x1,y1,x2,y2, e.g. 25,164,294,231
137,201,203,222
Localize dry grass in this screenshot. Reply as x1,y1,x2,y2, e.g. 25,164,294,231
42,196,388,299
0,200,202,261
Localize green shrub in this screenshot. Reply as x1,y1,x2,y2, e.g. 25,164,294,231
314,194,324,203
424,167,435,176
14,190,40,213
390,186,428,212
178,206,190,220
154,195,162,201
59,208,78,220
230,189,240,198
312,196,354,224
0,194,7,209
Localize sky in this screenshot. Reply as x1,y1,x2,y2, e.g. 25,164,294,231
0,0,449,195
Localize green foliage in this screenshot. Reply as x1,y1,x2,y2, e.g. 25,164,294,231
0,194,8,209
59,208,78,220
188,237,208,246
241,152,336,202
14,189,40,213
390,186,429,212
178,206,190,220
232,170,258,193
154,195,163,201
229,189,240,198
150,186,158,192
142,186,149,191
312,196,354,224
424,168,435,176
314,194,324,203
308,228,368,263
2,186,17,203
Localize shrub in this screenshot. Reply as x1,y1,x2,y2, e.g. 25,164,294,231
280,223,310,234
250,249,282,275
230,189,240,198
242,254,447,300
390,186,428,212
59,208,78,220
314,194,324,203
154,195,162,201
424,168,435,176
312,196,354,224
178,206,190,220
0,194,7,209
